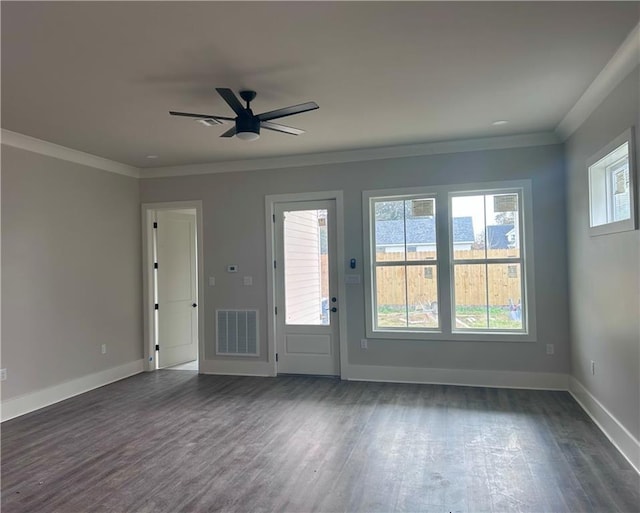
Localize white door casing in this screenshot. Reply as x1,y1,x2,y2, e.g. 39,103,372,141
274,200,340,375
156,210,198,368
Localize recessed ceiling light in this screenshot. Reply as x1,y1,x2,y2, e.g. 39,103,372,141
146,155,158,159
491,120,509,126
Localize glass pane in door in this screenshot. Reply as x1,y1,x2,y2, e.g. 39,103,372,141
284,209,329,325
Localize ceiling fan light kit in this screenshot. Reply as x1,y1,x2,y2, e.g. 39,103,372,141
234,104,261,140
170,88,318,142
236,131,260,141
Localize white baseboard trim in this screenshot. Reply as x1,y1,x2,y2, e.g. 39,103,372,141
344,364,569,390
1,359,145,422
568,377,640,474
199,359,274,377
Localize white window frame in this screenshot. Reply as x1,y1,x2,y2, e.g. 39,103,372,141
368,192,440,335
587,127,637,237
449,187,528,336
363,180,536,342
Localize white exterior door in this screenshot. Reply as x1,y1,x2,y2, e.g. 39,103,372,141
156,211,198,368
274,200,340,375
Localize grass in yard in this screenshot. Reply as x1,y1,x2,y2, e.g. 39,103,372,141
377,305,522,330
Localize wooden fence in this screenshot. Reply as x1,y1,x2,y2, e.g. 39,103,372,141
375,249,521,306
321,249,522,306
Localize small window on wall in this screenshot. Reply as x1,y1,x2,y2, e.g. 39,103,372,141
587,127,637,236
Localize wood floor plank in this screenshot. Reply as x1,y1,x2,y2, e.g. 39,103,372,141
2,372,639,513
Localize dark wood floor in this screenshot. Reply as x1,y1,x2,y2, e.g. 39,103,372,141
2,372,639,513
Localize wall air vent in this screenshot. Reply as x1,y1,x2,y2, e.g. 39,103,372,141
216,309,259,356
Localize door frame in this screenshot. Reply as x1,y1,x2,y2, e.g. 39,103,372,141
141,201,204,372
265,191,347,378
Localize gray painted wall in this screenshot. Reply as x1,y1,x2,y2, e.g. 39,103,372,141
565,67,640,439
140,143,569,374
1,146,143,400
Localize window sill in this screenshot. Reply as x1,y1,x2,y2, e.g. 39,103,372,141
589,218,636,237
367,328,536,343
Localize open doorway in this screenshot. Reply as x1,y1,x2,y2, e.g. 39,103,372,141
142,201,204,372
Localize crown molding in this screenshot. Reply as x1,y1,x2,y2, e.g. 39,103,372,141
556,22,640,141
1,129,140,178
141,132,559,179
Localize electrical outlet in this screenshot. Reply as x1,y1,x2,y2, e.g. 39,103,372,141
243,276,253,286
209,276,216,286
591,360,596,375
546,344,555,355
0,369,6,381
101,344,107,355
360,339,368,349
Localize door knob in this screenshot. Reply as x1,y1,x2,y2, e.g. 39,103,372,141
331,297,337,302
192,303,198,308
331,307,337,313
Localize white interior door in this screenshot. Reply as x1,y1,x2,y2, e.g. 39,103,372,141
156,210,198,368
275,200,340,376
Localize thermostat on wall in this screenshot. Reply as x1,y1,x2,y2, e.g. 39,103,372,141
227,265,238,273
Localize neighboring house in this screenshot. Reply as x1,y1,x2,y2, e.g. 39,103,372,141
284,210,325,325
375,217,474,253
486,224,515,249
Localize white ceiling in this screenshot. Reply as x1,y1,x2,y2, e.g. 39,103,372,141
2,2,638,168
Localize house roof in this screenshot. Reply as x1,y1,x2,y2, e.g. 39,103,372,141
487,225,515,249
376,217,474,246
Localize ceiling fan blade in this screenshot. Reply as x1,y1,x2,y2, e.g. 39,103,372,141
257,102,319,122
261,121,305,136
220,127,237,138
169,111,234,122
216,88,246,117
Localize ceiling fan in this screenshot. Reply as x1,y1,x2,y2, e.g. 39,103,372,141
170,88,319,141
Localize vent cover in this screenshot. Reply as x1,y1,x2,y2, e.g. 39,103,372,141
216,309,259,356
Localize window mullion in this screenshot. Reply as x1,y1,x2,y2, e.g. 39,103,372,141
439,193,452,334
452,257,522,265
376,260,437,267
402,202,408,326
404,265,409,328
485,262,490,328
482,195,489,328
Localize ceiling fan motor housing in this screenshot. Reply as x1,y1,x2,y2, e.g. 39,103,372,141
236,113,260,138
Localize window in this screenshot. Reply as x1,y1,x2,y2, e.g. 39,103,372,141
364,181,535,341
450,191,524,332
588,128,637,236
371,196,439,330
